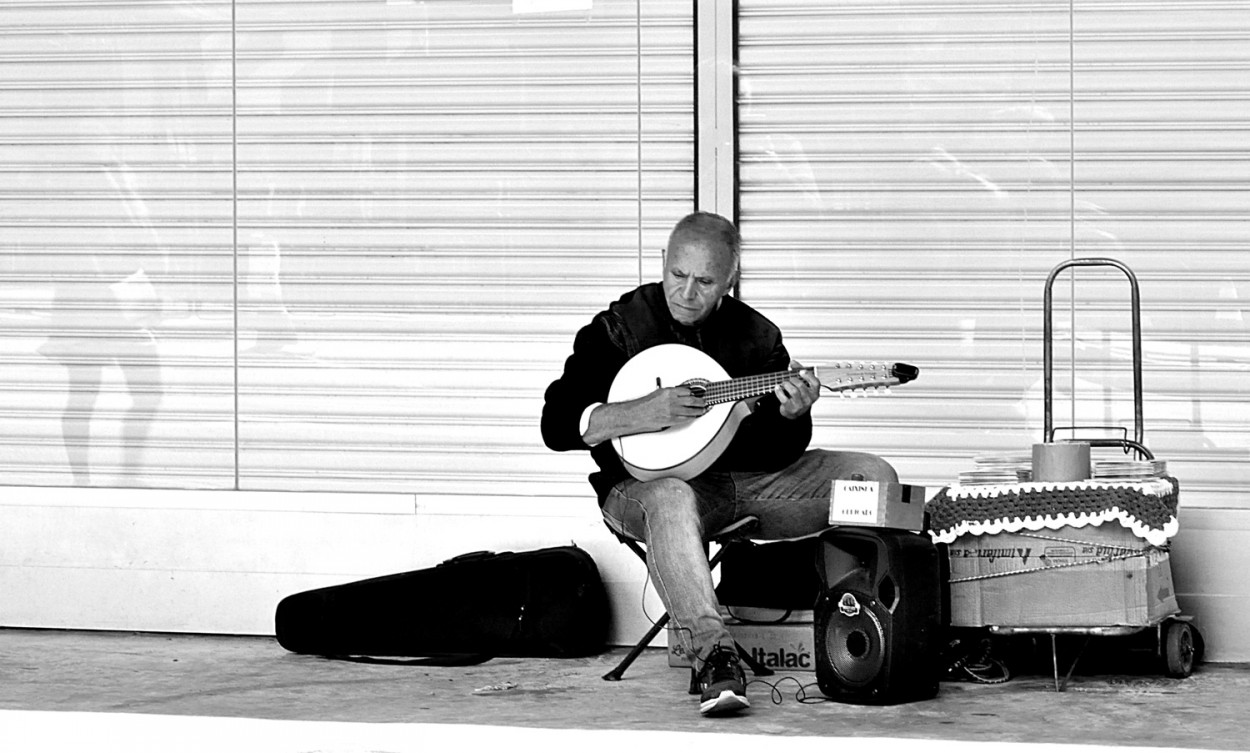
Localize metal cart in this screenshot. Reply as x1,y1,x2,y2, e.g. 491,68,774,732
987,258,1201,691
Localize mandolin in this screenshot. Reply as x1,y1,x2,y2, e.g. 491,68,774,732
608,343,917,482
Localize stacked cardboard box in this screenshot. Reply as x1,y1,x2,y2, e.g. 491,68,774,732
666,607,816,670
947,522,1178,628
827,481,926,531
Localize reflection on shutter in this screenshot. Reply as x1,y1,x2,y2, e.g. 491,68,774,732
1,0,694,495
234,1,693,495
736,0,1249,507
0,2,237,488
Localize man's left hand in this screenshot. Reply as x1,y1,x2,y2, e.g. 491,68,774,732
776,360,821,419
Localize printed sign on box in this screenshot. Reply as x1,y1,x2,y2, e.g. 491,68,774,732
947,523,1179,628
667,608,816,670
828,480,926,531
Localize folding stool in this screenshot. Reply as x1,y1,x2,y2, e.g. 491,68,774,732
602,514,774,682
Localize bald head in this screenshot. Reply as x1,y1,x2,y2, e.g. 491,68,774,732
667,212,741,278
661,212,741,326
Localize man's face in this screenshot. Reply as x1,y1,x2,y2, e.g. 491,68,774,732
662,238,737,327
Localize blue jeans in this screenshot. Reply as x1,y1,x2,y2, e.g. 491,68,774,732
601,449,899,666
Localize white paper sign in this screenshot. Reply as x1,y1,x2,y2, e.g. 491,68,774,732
829,479,881,525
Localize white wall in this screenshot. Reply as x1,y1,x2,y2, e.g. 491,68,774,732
1170,507,1250,663
0,487,661,650
2,486,1246,662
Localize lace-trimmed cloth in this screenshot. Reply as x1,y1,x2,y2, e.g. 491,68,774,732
927,476,1179,547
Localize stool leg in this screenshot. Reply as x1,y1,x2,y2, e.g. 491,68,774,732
603,518,761,683
735,640,774,677
603,612,671,681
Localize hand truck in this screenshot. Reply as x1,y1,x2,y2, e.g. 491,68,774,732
989,258,1201,691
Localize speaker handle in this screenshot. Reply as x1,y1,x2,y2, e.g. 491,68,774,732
817,526,893,591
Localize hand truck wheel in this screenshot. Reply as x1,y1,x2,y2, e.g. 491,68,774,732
1161,620,1198,678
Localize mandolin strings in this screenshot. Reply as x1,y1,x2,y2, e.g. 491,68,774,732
698,365,892,405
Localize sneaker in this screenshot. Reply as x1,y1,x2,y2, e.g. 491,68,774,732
693,645,750,716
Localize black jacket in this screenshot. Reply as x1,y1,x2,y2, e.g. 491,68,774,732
541,283,812,503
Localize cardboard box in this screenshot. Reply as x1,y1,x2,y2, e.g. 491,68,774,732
667,607,817,670
947,523,1179,628
828,480,926,532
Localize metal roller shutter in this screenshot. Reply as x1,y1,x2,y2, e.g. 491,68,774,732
1,1,237,489
1,0,695,495
735,0,1249,507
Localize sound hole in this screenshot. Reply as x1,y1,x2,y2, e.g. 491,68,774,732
682,378,709,397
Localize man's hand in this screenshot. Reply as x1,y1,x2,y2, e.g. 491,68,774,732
775,360,821,419
634,385,708,430
581,385,706,446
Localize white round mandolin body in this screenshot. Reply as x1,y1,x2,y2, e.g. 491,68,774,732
608,344,752,481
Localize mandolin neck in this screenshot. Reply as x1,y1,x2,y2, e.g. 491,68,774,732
700,368,817,406
695,361,915,405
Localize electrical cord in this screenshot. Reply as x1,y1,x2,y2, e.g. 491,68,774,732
746,675,831,705
944,637,1012,684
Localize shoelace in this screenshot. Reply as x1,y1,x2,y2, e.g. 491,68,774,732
701,647,744,686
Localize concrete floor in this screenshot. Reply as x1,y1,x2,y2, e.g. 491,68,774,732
3,628,1248,753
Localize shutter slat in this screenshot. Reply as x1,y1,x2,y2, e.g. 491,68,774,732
1,0,694,492
737,0,1250,508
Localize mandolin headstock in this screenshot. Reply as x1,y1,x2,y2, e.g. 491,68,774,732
816,362,919,395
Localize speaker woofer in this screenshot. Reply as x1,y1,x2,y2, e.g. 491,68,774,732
819,589,885,687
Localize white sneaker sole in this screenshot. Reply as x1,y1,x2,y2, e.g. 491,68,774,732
699,690,750,716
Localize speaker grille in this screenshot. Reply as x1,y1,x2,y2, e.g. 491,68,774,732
820,590,885,687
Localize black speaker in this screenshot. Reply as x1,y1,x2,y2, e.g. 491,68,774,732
814,526,942,705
